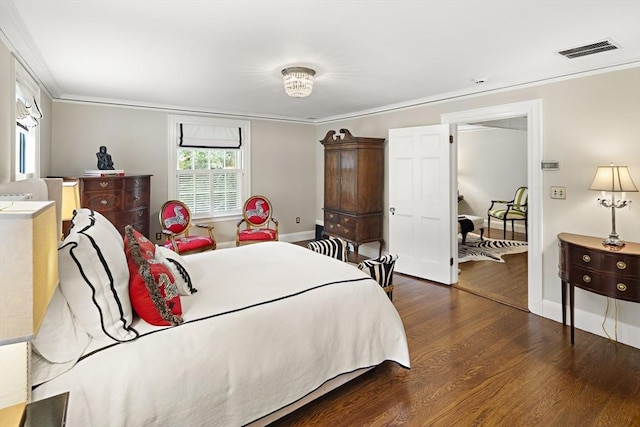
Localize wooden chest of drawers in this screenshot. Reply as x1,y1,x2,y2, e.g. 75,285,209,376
65,174,152,238
557,232,639,343
324,211,383,243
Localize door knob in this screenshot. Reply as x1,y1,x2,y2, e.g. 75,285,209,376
390,207,396,215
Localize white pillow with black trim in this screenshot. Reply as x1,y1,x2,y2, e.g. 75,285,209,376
307,237,348,262
58,209,138,342
154,245,198,296
70,208,123,249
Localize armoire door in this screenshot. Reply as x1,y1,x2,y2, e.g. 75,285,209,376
324,149,341,211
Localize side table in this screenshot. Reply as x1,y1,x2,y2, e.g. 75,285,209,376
557,233,639,344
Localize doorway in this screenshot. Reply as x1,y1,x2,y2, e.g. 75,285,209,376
455,120,528,310
442,100,543,316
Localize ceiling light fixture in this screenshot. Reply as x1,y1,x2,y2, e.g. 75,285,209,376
281,67,316,98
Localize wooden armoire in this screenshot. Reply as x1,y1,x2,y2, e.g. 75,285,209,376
320,128,385,261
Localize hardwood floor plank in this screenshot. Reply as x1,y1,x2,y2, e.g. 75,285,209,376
273,265,640,426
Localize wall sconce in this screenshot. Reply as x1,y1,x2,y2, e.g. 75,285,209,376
0,201,59,424
588,164,638,248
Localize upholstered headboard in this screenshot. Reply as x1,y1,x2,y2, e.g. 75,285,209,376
0,178,64,238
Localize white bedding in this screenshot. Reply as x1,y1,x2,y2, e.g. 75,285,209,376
32,241,410,426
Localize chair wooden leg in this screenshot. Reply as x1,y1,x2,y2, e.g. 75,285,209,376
503,220,507,240
487,216,491,238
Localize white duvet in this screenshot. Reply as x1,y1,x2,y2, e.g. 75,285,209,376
32,242,410,426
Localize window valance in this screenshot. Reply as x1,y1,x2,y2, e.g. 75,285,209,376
16,97,42,130
178,123,242,149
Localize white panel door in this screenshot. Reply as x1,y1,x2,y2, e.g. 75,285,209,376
388,124,455,284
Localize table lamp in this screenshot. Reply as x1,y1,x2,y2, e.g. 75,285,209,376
0,201,59,426
61,181,80,239
588,164,638,248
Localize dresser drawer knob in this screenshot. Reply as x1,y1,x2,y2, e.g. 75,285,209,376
136,211,143,217
100,182,109,188
582,254,591,263
134,196,140,202
582,275,591,283
616,261,627,270
100,199,108,205
616,283,627,292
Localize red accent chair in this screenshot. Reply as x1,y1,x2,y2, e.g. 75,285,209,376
236,195,279,246
159,200,216,255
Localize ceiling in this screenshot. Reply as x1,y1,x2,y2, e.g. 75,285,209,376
1,0,639,123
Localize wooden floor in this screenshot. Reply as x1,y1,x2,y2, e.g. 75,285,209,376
273,268,640,426
456,228,528,311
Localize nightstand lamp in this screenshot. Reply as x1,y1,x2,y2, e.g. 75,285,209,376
0,201,59,426
60,181,80,239
589,164,638,249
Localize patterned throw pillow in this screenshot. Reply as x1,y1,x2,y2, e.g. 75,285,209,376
154,245,198,296
307,237,348,262
125,226,183,326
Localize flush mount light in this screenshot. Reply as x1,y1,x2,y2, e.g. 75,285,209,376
281,67,316,97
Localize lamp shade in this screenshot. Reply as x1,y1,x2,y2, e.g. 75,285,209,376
589,165,638,192
281,67,316,97
0,201,59,344
0,200,58,415
61,181,80,221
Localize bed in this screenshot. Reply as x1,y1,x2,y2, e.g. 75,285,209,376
30,209,410,426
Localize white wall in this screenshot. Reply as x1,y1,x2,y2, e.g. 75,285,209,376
314,67,640,347
0,38,12,183
457,127,527,231
50,101,317,245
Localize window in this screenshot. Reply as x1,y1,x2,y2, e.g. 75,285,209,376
168,115,250,219
15,64,41,180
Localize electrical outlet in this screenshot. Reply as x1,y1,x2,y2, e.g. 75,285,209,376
551,186,566,199
295,216,300,224
155,232,162,240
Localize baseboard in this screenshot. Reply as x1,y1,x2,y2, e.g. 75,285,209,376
542,298,640,349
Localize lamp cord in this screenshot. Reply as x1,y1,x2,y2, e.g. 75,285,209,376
602,297,619,343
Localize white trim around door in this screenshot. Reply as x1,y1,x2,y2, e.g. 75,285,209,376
442,100,543,316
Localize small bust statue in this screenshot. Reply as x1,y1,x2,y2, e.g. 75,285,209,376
96,146,115,170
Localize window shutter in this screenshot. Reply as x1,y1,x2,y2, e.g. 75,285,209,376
213,170,243,213
177,172,211,215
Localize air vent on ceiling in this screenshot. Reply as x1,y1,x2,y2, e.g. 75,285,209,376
558,39,619,59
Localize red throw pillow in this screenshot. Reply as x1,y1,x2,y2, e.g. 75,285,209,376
124,226,183,326
125,227,156,260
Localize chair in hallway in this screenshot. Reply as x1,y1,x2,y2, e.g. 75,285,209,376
487,186,528,240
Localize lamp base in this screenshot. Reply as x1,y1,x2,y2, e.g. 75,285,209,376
602,234,626,250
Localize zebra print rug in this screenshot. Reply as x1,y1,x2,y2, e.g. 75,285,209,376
458,234,528,263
